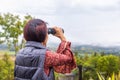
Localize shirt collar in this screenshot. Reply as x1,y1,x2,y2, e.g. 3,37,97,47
25,41,46,49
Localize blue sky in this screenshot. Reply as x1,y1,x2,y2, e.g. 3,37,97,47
0,0,120,46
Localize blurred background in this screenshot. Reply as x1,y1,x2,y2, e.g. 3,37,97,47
0,0,120,80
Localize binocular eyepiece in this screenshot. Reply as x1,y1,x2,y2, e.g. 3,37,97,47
48,28,64,35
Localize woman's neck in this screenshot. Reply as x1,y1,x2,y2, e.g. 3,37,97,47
41,42,46,47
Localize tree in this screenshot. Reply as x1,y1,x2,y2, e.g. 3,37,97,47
96,55,119,78
0,13,32,54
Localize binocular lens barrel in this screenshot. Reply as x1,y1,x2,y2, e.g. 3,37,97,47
48,28,64,35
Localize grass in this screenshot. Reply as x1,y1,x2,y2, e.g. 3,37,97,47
0,50,15,55
0,50,15,60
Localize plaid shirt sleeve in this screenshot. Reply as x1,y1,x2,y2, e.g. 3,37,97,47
44,41,76,74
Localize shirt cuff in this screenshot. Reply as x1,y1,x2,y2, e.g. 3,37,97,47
57,41,71,53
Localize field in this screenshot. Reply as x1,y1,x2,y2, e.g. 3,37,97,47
0,50,15,55
0,50,15,61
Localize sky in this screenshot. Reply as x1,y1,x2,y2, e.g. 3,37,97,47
0,0,120,46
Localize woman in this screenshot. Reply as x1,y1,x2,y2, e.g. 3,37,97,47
14,19,76,80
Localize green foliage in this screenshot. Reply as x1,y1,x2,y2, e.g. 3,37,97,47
0,54,14,80
97,72,105,80
74,52,120,80
118,56,120,70
75,52,100,79
97,71,120,80
54,72,59,80
97,55,119,78
0,13,32,54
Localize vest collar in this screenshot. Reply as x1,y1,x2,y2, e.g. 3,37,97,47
25,41,46,49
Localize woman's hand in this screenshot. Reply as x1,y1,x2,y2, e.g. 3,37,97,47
53,27,66,41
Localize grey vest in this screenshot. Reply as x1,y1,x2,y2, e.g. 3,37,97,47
14,41,54,80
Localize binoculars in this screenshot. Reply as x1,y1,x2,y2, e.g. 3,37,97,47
48,28,64,35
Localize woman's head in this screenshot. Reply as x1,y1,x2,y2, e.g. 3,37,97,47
24,19,48,44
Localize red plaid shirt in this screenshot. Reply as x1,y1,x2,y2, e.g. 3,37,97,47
44,41,76,75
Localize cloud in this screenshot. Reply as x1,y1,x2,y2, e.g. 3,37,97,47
0,0,120,15
43,0,120,15
0,0,56,15
75,0,119,7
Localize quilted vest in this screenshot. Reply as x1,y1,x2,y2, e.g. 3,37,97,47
14,41,54,80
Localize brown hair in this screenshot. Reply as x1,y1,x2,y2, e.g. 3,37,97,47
24,19,47,42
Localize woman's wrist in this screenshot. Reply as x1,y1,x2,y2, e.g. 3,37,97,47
60,36,66,41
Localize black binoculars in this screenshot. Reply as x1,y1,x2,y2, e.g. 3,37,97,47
48,28,64,35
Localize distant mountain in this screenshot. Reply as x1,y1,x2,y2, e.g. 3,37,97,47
72,44,120,55
47,42,120,55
